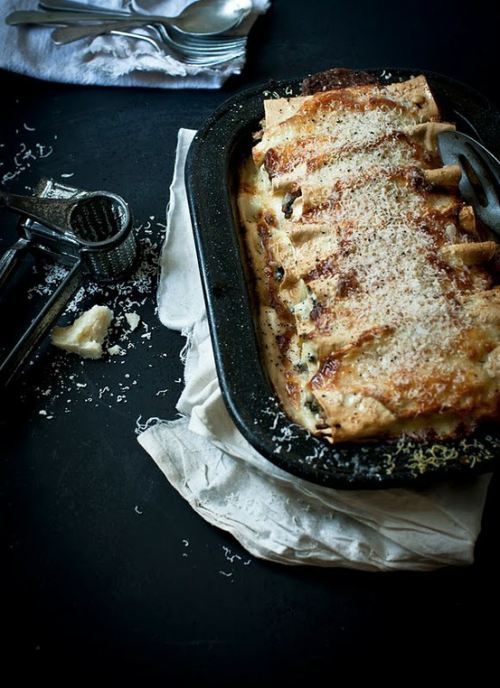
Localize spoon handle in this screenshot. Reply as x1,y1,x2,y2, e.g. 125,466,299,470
6,11,175,26
51,20,152,45
38,0,132,16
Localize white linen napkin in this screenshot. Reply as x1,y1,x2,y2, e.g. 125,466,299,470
0,1,270,89
137,128,492,571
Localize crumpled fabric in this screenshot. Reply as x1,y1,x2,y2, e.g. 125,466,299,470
0,1,270,89
137,128,492,571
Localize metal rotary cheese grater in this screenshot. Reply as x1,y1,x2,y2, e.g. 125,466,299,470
0,178,137,387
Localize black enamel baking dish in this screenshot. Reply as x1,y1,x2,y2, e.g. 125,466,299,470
185,68,500,489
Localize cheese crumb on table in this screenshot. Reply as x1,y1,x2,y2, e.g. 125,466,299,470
125,311,140,331
108,344,126,356
51,305,114,359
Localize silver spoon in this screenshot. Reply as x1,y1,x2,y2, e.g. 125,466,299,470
51,25,245,65
51,20,245,54
7,0,253,37
39,0,249,46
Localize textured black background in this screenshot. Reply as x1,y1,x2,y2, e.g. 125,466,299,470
1,0,499,682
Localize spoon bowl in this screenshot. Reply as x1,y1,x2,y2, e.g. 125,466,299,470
168,0,252,36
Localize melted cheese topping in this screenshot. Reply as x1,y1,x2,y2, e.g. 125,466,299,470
238,75,500,443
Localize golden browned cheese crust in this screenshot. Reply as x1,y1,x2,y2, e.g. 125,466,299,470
238,75,500,442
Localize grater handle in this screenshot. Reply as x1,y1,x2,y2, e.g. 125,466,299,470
0,260,82,388
0,189,76,234
0,238,31,290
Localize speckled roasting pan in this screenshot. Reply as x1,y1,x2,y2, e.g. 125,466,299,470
185,68,500,489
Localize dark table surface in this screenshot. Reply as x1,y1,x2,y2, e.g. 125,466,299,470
2,0,500,682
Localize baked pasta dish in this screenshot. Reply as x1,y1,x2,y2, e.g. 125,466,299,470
237,69,500,443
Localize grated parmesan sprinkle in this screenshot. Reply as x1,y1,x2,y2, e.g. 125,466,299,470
241,76,499,441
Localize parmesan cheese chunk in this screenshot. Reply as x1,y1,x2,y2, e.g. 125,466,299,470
51,305,114,359
125,311,141,331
